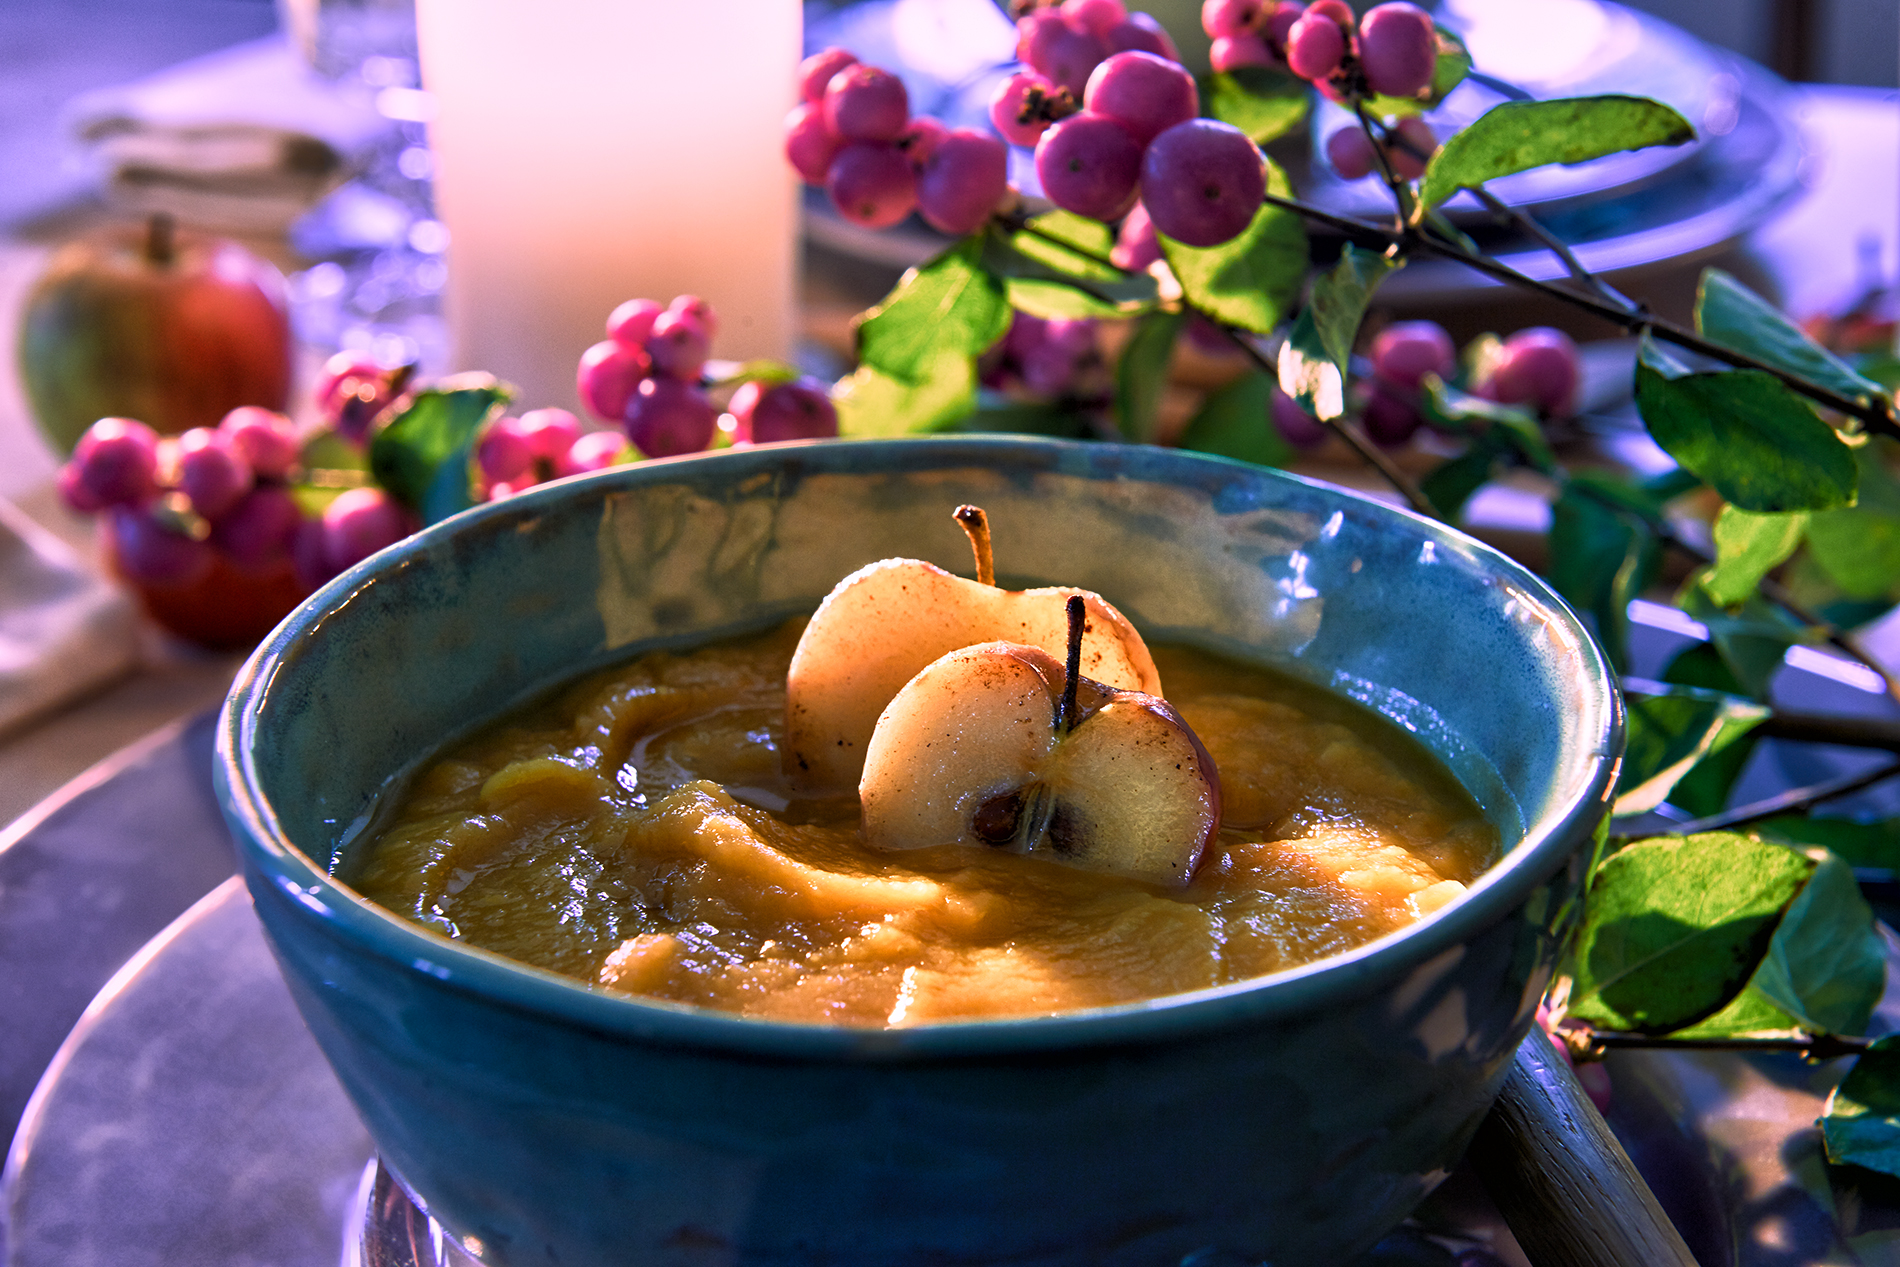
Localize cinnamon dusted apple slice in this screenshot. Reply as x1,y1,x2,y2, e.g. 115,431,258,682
785,506,1161,793
859,598,1221,886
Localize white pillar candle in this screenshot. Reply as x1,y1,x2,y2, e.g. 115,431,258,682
415,0,800,417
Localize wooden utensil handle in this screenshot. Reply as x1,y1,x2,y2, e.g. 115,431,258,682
1467,1033,1701,1267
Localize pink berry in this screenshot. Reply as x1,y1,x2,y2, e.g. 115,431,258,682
576,339,650,423
1270,386,1327,447
1062,0,1127,38
823,64,909,144
730,378,840,444
1210,33,1275,71
1362,387,1422,445
218,406,301,480
107,506,213,587
1035,112,1143,221
785,102,844,185
1490,328,1581,417
1325,127,1378,179
623,377,718,457
321,486,411,573
1020,318,1096,393
312,350,380,421
668,295,718,341
1104,12,1178,60
826,142,918,229
1111,202,1161,271
1022,11,1109,95
1005,312,1051,361
69,416,161,508
1371,321,1455,392
990,71,1067,149
1306,0,1355,23
647,311,711,381
485,478,533,502
556,430,628,476
57,464,107,514
519,408,582,461
1386,115,1436,179
1083,51,1199,148
916,128,1009,235
1359,3,1437,99
898,114,950,170
1139,118,1266,247
1202,0,1265,39
798,47,858,105
607,297,664,347
1285,9,1348,80
210,485,305,572
475,416,536,486
176,427,254,520
291,519,334,590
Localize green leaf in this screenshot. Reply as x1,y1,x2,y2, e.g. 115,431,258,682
1016,209,1117,268
1114,310,1185,442
1277,308,1345,421
1178,369,1293,468
1547,473,1663,673
1635,338,1858,513
1203,66,1309,144
1420,376,1556,472
1612,685,1769,815
1696,269,1888,408
1004,276,1153,321
1309,244,1403,374
835,350,977,436
1666,981,1800,1039
1808,508,1900,598
1415,95,1695,216
368,374,512,523
1675,586,1808,700
1420,430,1514,521
1661,641,1745,695
1160,160,1307,335
961,397,1095,438
1825,1037,1900,1177
856,237,1012,382
1565,832,1814,1033
1663,713,1764,818
1703,505,1810,605
1752,851,1886,1036
1756,815,1900,871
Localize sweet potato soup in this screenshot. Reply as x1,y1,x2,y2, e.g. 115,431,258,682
347,621,1497,1025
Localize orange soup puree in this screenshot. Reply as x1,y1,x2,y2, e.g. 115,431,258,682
348,622,1497,1025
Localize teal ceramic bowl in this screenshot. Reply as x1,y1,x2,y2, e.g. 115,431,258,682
217,437,1621,1267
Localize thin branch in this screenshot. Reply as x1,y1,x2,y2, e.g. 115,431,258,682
1646,757,1900,836
1258,190,1900,439
1757,712,1900,751
1468,184,1639,313
1352,100,1416,231
1573,1028,1872,1060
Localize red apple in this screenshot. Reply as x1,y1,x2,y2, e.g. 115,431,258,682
17,214,294,454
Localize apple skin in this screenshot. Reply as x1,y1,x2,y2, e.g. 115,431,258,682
18,219,294,454
101,527,311,651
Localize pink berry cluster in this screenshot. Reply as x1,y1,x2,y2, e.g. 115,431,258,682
997,27,1265,247
474,408,626,502
1274,320,1583,451
578,293,839,458
59,410,310,589
981,312,1103,397
312,350,414,446
576,294,724,458
786,48,1008,235
1205,0,1438,101
1010,0,1179,98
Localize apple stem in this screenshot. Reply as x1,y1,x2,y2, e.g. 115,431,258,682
1059,594,1084,735
953,505,994,587
145,213,176,267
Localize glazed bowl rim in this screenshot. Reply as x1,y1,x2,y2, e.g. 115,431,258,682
217,436,1621,1059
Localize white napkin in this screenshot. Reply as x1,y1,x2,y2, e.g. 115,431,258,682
0,498,139,739
65,35,391,234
